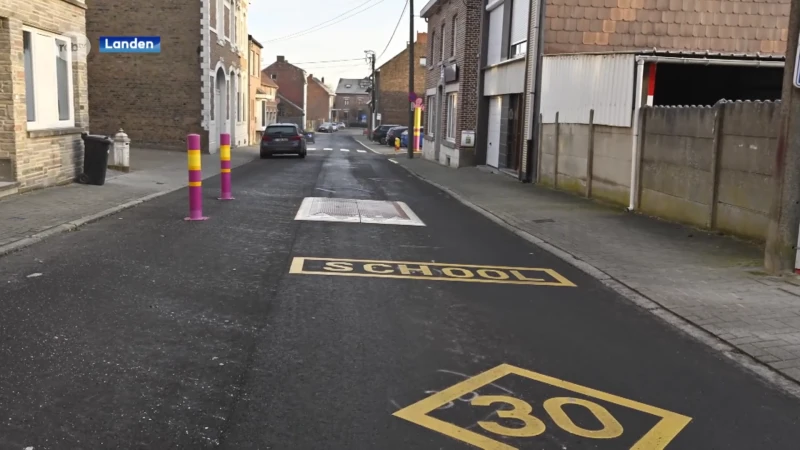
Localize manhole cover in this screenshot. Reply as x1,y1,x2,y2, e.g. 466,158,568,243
294,197,425,226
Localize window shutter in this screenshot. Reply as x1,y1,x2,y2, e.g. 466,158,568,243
510,0,530,45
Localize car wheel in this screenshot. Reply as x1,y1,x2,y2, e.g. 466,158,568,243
379,138,386,145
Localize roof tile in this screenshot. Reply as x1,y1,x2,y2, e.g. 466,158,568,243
570,6,584,18
579,0,592,7
669,0,682,11
680,23,693,36
618,0,631,7
617,21,631,32
776,40,787,53
693,1,706,12
692,24,704,36
668,22,680,34
578,18,591,31
605,0,616,7
632,0,645,8
565,18,578,30
598,8,611,19
705,25,719,38
585,7,598,19
656,0,669,10
654,22,668,35
699,12,711,25
582,31,597,44
551,18,565,30
707,1,720,13
592,0,605,7
610,7,623,20
597,32,611,45
590,18,604,31
624,8,637,20
781,28,789,41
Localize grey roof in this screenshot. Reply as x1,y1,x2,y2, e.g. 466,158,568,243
336,78,370,95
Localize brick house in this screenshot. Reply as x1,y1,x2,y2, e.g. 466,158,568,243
248,34,263,144
306,74,335,128
333,79,371,126
0,0,90,195
375,32,428,126
276,93,304,125
85,0,246,155
421,0,483,168
263,56,307,127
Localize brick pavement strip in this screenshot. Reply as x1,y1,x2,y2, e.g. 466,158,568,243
390,155,800,395
0,147,258,257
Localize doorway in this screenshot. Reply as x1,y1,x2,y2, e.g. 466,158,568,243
213,67,228,153
486,96,502,168
506,94,523,171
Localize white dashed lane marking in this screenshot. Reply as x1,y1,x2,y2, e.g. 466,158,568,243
323,148,333,151
357,150,366,153
308,148,317,150
340,149,350,152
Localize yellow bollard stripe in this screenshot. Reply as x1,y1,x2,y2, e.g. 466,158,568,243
189,181,202,187
187,149,202,171
221,168,231,173
220,145,231,161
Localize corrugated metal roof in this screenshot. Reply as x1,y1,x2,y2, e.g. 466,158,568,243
336,78,370,95
549,49,786,61
541,53,635,127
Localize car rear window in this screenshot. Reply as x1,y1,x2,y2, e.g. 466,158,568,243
266,126,297,135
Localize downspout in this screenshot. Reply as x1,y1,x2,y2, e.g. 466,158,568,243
627,59,645,211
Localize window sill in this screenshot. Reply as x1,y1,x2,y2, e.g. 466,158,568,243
27,127,84,138
443,139,456,149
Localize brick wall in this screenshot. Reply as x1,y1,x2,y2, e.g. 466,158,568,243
306,76,332,123
86,0,202,150
1,0,90,190
264,58,306,111
423,0,482,167
376,34,428,126
543,0,789,55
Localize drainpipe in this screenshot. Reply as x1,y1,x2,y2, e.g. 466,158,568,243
627,59,645,211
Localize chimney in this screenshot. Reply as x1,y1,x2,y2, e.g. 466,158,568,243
322,77,325,83
416,32,428,44
277,55,285,62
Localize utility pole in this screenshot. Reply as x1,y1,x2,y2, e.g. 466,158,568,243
408,0,415,159
765,3,800,273
524,0,547,183
365,50,376,140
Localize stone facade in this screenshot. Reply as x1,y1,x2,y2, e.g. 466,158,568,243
376,32,428,126
0,0,90,191
422,0,482,168
306,75,334,127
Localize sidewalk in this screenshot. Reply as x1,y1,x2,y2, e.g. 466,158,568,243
351,132,420,156
0,146,258,255
391,155,800,388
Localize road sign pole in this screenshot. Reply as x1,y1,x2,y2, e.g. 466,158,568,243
408,0,415,159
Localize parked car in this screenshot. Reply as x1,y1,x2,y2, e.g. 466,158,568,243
332,123,339,131
400,127,425,148
336,122,346,129
372,124,401,144
260,123,307,158
318,122,335,132
385,126,408,146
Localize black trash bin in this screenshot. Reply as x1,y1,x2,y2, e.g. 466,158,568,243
78,133,113,185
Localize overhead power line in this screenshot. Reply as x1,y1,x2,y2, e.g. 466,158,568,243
290,58,364,65
378,0,409,61
265,0,387,43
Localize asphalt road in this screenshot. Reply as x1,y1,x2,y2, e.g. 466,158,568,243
1,130,800,449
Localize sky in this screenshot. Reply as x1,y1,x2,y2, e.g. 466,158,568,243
248,0,427,90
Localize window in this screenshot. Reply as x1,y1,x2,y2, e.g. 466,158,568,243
427,95,436,137
451,16,457,57
23,28,74,130
223,1,231,40
271,73,277,80
210,0,217,30
261,101,267,127
357,97,364,104
509,0,529,57
487,3,504,65
430,31,436,63
226,78,230,120
344,97,350,106
210,76,215,120
232,5,237,45
440,24,445,62
446,92,457,141
236,74,242,122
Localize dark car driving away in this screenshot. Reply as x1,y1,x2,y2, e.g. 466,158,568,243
260,123,307,158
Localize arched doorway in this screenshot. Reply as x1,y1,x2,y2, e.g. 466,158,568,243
214,67,228,153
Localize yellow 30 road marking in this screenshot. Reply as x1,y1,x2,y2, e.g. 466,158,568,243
393,364,692,449
288,257,575,287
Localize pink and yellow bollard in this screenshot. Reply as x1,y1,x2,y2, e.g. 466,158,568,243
185,134,208,221
219,133,234,200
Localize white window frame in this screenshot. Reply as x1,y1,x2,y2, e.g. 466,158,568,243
446,92,457,142
237,73,242,123
210,0,217,33
427,95,436,138
223,0,231,41
344,97,350,106
23,27,75,131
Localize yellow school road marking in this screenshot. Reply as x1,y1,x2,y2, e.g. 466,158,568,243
393,364,692,450
288,257,576,287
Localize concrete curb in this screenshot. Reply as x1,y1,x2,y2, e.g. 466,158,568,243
0,190,175,258
0,153,259,259
393,159,800,400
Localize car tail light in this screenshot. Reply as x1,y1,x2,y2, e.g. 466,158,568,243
290,135,302,141
262,135,272,142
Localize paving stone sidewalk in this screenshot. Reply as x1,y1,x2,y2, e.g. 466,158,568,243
392,155,800,385
0,146,258,251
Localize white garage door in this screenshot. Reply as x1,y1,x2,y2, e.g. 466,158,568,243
486,97,502,168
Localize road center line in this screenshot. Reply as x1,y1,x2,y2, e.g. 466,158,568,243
341,149,350,152
357,150,366,153
323,148,333,151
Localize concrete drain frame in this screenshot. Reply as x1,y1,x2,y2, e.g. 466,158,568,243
294,197,425,226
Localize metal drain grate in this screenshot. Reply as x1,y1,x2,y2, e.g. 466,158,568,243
295,197,425,226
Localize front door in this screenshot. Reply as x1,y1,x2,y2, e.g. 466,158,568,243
486,96,502,168
506,94,523,171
